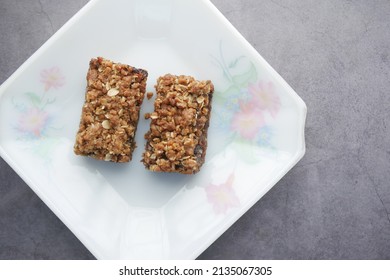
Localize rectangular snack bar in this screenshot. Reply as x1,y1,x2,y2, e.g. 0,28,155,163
74,57,148,162
142,74,214,174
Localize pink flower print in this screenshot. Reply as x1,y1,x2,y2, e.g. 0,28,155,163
206,174,240,214
248,82,280,118
40,67,65,91
231,101,265,140
18,108,49,137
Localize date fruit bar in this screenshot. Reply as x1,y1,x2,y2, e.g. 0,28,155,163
142,74,214,174
74,57,148,162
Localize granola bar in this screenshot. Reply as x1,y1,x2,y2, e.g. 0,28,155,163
142,74,214,174
74,57,148,162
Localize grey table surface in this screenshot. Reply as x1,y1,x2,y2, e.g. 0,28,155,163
1,0,390,260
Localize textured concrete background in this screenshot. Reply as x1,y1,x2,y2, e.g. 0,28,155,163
1,0,390,259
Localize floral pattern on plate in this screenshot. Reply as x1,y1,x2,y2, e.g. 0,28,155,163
12,67,65,159
211,43,281,151
205,174,239,214
203,43,282,214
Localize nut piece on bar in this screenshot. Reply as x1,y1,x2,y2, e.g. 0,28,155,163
74,57,148,162
142,74,214,174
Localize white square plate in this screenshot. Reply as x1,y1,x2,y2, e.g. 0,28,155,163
0,0,306,259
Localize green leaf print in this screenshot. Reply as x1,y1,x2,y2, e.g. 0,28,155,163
228,56,245,68
231,63,257,87
25,92,42,108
